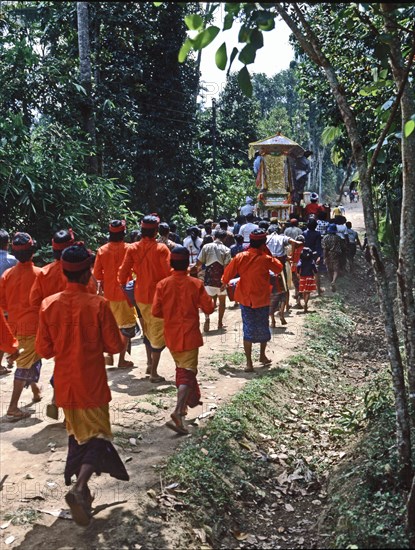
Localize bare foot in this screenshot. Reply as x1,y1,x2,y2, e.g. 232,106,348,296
166,413,189,435
118,359,134,368
260,356,272,366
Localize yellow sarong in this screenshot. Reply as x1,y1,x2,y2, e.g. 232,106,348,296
63,404,112,445
170,348,199,373
109,300,137,328
137,302,165,349
15,335,40,370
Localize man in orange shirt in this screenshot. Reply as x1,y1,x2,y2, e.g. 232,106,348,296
0,233,42,419
222,229,283,373
94,220,138,368
29,228,76,308
152,246,214,434
118,214,171,383
36,243,129,526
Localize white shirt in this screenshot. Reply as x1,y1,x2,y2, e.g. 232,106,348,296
183,235,203,264
266,233,290,257
240,204,254,217
238,222,259,243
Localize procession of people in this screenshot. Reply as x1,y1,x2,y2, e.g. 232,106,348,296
0,188,362,526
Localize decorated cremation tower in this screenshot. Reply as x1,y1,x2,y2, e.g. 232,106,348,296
248,133,305,221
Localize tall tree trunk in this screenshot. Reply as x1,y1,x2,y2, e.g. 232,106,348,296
381,4,415,418
275,3,412,485
77,1,98,174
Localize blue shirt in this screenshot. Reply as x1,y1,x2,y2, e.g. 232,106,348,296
0,250,17,277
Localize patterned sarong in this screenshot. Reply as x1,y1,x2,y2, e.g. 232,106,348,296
240,305,271,343
299,276,317,293
14,335,42,387
15,360,41,388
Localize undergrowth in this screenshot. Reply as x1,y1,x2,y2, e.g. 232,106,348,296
163,291,410,548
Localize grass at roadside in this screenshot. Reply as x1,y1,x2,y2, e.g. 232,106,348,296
162,292,411,548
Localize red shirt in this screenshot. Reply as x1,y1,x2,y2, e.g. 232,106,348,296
222,247,283,308
94,241,132,301
0,310,18,354
304,202,324,217
0,262,41,336
36,282,123,409
30,260,96,307
152,271,214,352
118,238,171,304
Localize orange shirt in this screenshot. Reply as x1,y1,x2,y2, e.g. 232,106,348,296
0,262,41,336
30,260,97,307
0,310,18,354
152,270,214,352
222,247,283,308
290,244,304,273
93,241,131,301
118,237,171,304
36,282,123,409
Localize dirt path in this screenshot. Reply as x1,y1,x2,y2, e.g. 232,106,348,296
0,262,310,548
0,202,366,548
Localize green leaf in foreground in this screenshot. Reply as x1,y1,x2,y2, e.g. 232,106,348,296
192,26,220,50
404,119,415,138
237,66,252,97
215,42,227,70
184,13,203,31
178,38,193,63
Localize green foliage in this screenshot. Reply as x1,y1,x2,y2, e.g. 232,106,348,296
326,404,410,549
170,205,197,237
0,119,137,251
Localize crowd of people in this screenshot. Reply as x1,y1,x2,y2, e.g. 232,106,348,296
0,197,361,526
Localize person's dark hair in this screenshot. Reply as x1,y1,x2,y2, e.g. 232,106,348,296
141,215,159,238
317,211,327,221
62,244,92,282
234,234,244,245
53,228,75,259
307,218,318,230
188,225,201,245
12,232,37,263
170,245,189,271
249,229,267,248
304,150,313,158
128,229,141,243
334,215,347,225
202,235,213,248
219,219,228,230
346,221,352,229
108,220,126,242
0,229,9,248
169,222,177,232
246,213,254,223
158,222,170,237
214,229,227,241
258,220,270,231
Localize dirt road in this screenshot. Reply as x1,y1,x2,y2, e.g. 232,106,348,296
0,202,365,549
